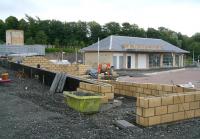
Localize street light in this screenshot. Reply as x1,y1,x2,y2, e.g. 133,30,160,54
198,55,200,63
61,52,65,61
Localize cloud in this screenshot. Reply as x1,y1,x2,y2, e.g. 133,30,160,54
0,0,199,36
0,0,38,19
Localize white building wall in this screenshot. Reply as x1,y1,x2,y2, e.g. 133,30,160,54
138,54,147,69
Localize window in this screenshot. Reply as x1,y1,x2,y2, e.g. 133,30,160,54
149,54,160,68
175,54,180,67
163,54,173,67
112,54,124,69
112,56,117,69
119,56,123,68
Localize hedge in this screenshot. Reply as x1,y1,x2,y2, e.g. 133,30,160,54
45,48,77,53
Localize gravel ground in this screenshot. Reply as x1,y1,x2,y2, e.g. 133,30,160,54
1,67,200,139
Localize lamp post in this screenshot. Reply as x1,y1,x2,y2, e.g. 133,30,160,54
61,52,65,61
198,55,200,63
97,38,100,80
193,49,195,64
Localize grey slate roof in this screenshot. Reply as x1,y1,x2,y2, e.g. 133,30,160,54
81,35,189,53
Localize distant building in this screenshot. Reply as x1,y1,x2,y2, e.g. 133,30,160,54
0,30,45,57
81,35,189,69
6,30,24,45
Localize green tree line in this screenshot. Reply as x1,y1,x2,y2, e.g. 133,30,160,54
0,15,200,58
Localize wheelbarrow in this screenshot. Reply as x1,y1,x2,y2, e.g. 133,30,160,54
0,73,11,84
0,78,11,83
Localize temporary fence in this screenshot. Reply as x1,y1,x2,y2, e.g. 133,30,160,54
0,45,45,56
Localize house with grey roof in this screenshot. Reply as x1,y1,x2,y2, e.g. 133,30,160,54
81,35,189,69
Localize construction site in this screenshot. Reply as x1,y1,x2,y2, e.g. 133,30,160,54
1,30,200,139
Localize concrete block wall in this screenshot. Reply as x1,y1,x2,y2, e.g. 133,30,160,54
21,56,90,75
22,56,52,68
78,82,114,101
107,81,195,97
104,80,199,126
77,65,91,75
136,91,200,126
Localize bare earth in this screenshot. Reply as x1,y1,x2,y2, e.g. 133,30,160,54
1,66,200,138
118,68,200,89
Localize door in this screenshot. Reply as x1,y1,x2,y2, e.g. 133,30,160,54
127,56,131,69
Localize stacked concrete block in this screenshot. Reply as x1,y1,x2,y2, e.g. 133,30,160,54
77,64,91,75
136,91,200,126
22,56,53,69
107,81,195,98
21,56,91,76
105,80,199,126
78,82,114,103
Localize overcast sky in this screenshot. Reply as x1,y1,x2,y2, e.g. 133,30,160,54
0,0,199,36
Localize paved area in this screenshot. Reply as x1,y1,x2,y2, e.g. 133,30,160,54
118,68,200,89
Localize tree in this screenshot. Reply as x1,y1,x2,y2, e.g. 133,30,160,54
147,28,161,38
64,21,88,46
103,22,121,36
54,38,60,47
38,19,50,42
26,37,35,44
189,42,200,58
35,30,47,44
18,19,28,41
137,28,146,37
25,15,39,40
87,21,102,43
76,21,88,43
121,22,132,36
5,16,19,29
18,19,28,30
49,20,65,45
1,15,199,58
192,33,200,42
157,27,182,47
0,19,5,43
120,22,146,37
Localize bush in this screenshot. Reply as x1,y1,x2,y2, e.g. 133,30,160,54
45,48,61,53
184,57,194,66
0,40,4,44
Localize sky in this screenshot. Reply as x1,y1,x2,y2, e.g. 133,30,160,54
0,0,199,36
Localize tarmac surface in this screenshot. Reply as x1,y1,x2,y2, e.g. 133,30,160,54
118,68,200,89
1,67,200,139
